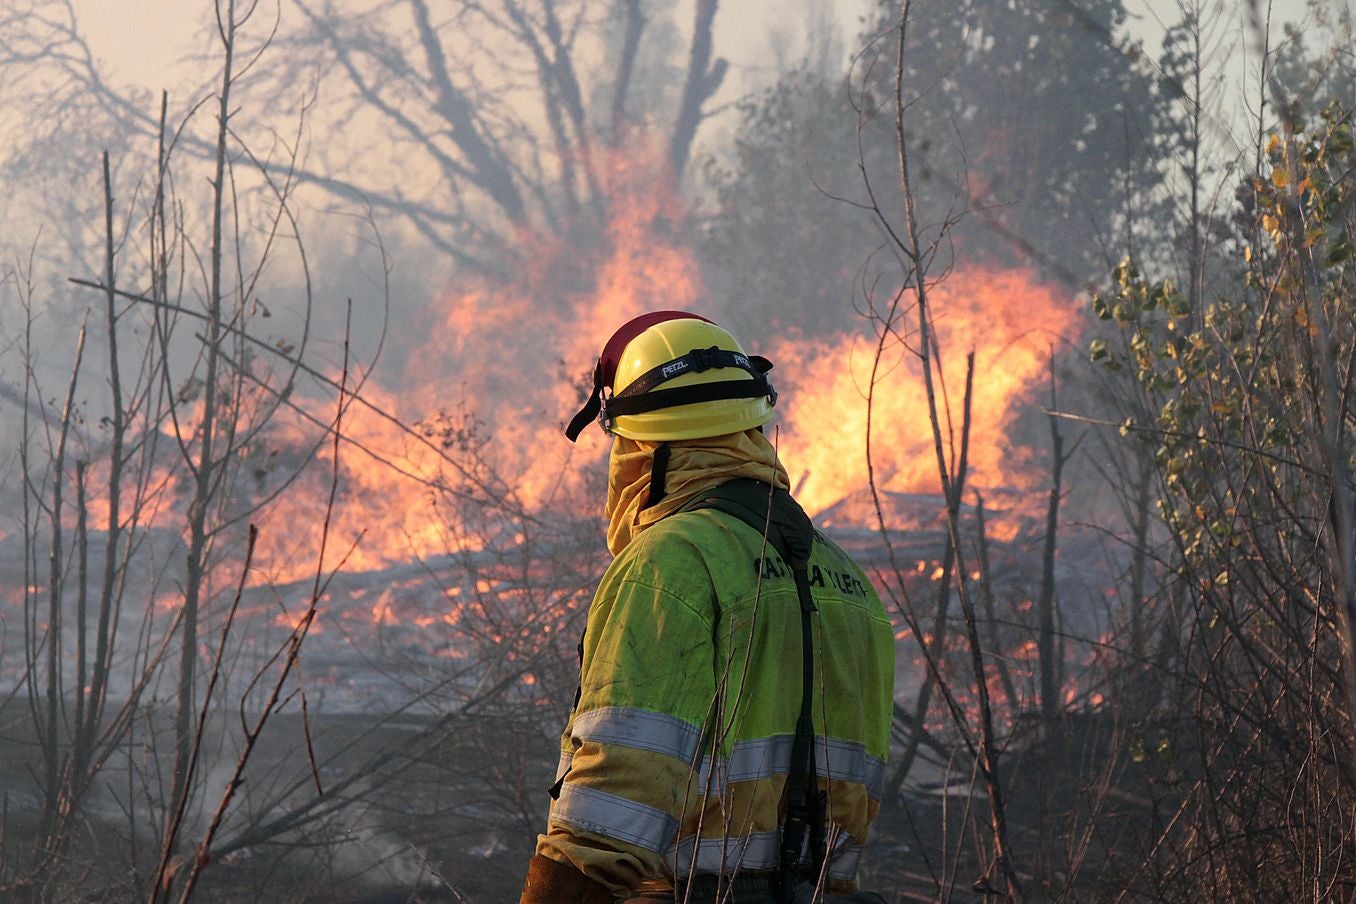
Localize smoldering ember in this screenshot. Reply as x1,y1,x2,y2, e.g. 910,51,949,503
0,1,1353,902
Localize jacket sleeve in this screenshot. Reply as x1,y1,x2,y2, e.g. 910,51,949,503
536,534,718,895
519,852,616,903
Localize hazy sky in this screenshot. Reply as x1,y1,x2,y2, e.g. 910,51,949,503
73,0,203,84
71,1,875,93
71,1,1325,98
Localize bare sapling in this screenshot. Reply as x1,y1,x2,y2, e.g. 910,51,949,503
855,2,1025,898
161,303,354,904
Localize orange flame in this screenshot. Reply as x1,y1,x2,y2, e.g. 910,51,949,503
770,268,1079,519
204,148,1078,589
236,141,704,584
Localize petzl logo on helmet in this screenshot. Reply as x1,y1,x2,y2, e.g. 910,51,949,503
733,354,749,369
662,360,689,379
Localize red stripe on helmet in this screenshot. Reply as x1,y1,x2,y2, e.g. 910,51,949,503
597,310,713,391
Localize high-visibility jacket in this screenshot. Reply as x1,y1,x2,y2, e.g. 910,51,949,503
534,504,896,895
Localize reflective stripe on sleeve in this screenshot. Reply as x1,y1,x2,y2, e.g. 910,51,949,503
671,830,780,873
572,706,704,763
554,783,680,852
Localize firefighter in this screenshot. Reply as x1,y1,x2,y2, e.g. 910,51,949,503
520,312,894,903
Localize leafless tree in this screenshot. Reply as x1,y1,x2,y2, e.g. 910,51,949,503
0,0,731,275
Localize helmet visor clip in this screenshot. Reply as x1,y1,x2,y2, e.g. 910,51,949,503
597,390,616,435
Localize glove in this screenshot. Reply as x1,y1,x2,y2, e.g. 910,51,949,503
520,853,617,903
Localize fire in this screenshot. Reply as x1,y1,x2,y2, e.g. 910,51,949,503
246,379,467,584
769,268,1080,519
226,141,710,585
49,144,1077,601
274,607,319,632
0,107,1118,736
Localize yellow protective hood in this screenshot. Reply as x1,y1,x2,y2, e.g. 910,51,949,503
604,428,790,556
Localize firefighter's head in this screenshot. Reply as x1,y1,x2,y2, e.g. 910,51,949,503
565,311,777,443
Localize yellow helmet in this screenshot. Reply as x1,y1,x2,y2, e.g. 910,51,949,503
566,311,777,442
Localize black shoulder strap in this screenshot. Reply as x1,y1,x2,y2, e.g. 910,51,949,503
679,479,826,899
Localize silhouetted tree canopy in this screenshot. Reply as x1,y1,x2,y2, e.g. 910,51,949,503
700,0,1170,333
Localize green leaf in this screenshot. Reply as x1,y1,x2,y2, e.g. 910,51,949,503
1326,235,1353,266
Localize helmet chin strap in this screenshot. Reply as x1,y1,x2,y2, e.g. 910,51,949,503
642,442,672,510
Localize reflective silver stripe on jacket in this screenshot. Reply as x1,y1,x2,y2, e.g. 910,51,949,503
670,830,780,873
554,783,679,852
567,707,884,800
827,836,863,881
695,736,887,800
667,831,863,880
572,706,704,763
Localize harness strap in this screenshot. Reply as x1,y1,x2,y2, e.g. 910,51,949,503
645,442,672,509
564,369,606,441
678,479,826,901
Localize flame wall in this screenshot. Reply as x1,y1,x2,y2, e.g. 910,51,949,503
239,150,1081,584
772,268,1080,516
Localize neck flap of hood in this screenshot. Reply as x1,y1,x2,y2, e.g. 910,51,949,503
604,428,791,556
